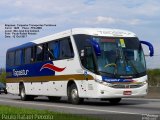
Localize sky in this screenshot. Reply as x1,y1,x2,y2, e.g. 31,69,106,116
0,0,160,69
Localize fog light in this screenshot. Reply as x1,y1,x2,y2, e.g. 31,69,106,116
101,90,104,94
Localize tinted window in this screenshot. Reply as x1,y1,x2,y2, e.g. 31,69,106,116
124,38,140,49
36,45,44,62
7,37,74,66
74,34,97,73
15,50,22,65
59,38,74,59
7,51,15,66
74,34,90,55
48,41,60,60
85,46,95,72
24,47,35,64
47,38,74,60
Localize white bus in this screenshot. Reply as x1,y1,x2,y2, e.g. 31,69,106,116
6,28,154,104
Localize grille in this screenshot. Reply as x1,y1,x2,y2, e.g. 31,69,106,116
111,84,143,89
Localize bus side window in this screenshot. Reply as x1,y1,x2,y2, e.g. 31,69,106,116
59,38,74,59
84,46,96,72
7,51,15,66
36,45,44,62
15,50,22,66
24,47,32,64
54,41,60,59
48,41,60,60
43,43,49,61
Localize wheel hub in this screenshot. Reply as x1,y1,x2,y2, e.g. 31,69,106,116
21,88,25,98
71,89,78,100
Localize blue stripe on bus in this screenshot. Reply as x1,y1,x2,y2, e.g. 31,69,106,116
6,61,55,78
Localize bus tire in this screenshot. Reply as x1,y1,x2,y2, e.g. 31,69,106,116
19,84,32,101
68,83,83,104
48,96,61,102
109,98,121,104
4,89,8,94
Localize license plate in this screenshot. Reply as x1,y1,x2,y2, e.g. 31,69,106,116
123,91,132,95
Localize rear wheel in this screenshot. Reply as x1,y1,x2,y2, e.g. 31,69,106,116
19,84,34,101
68,84,83,104
109,98,121,104
20,85,27,101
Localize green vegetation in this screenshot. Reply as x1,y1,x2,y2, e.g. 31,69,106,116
0,72,6,83
147,69,160,86
0,105,97,120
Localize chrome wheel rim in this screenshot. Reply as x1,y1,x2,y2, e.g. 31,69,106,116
71,89,78,101
21,88,25,98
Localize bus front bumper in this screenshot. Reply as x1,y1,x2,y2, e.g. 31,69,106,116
95,83,148,98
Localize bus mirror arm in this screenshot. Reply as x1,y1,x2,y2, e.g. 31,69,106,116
140,40,154,57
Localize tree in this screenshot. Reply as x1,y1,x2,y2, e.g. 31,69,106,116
0,72,6,83
0,68,5,74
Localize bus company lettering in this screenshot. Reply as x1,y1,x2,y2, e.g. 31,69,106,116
102,76,134,83
13,69,29,77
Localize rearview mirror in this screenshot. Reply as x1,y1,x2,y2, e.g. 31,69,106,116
140,41,154,57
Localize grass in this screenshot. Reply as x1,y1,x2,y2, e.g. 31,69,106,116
147,69,160,86
0,105,98,120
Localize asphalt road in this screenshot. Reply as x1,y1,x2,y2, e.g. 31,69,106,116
0,94,160,120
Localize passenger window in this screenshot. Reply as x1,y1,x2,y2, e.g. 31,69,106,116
15,50,22,66
24,48,31,64
36,45,44,62
48,41,60,60
7,52,15,66
59,38,74,59
43,37,74,61
24,47,35,64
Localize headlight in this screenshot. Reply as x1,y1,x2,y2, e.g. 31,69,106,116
142,80,148,85
95,78,103,83
95,78,113,87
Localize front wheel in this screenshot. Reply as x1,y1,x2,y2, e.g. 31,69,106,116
109,98,121,104
68,84,83,104
4,89,7,94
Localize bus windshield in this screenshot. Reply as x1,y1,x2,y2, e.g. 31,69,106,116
74,35,146,78
94,37,146,78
